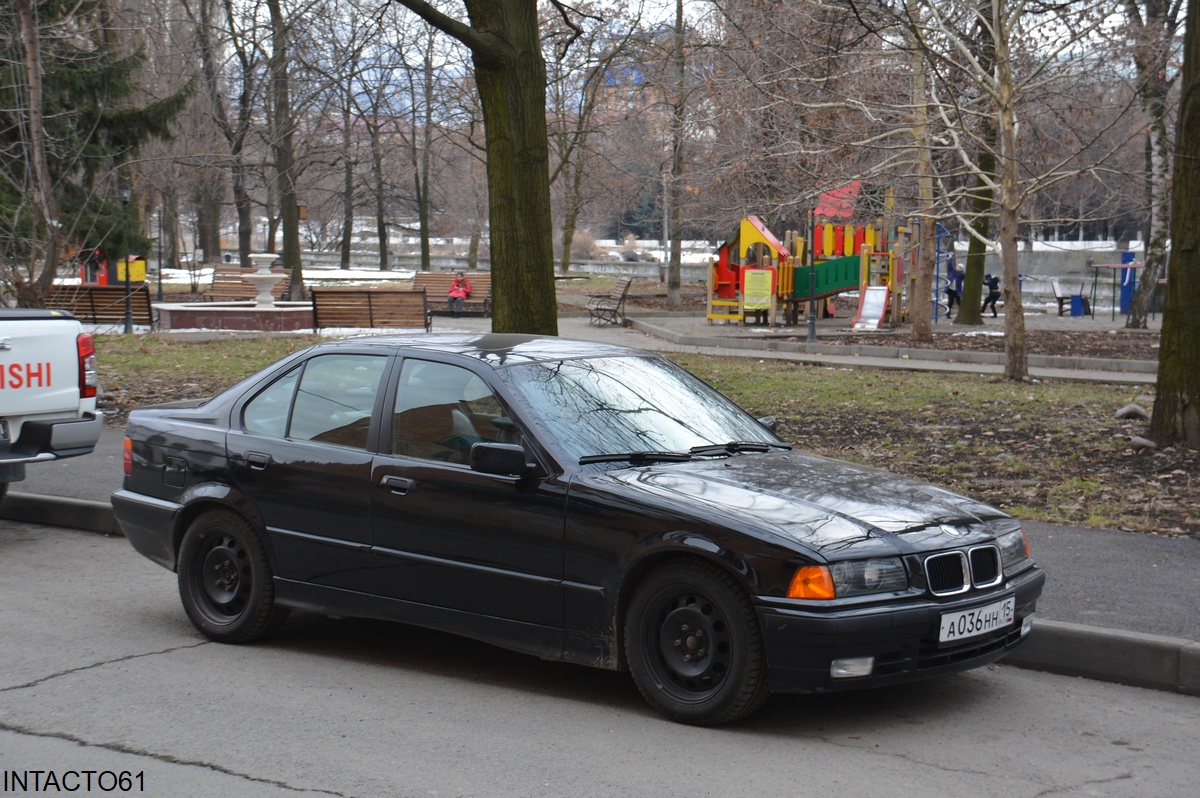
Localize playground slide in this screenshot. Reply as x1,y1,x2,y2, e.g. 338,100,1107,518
852,285,889,330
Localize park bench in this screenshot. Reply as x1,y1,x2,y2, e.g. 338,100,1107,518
587,276,633,326
412,271,492,316
310,288,431,331
1052,280,1090,316
204,264,292,302
47,284,156,328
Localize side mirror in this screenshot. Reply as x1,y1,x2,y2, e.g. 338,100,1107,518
757,416,777,433
470,442,533,477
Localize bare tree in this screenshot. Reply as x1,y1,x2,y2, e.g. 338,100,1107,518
544,3,640,274
897,2,1139,379
186,0,268,267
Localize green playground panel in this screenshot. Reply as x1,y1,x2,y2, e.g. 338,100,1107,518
791,254,861,301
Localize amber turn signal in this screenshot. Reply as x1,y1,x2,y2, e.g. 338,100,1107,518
788,565,836,600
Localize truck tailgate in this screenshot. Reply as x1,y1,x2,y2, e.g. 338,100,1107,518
1,320,84,420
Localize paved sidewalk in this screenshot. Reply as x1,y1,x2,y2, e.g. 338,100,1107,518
3,308,1196,699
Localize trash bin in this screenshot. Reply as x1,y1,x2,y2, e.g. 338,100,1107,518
1070,294,1085,316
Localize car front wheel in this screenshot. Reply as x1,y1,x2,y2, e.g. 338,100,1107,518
177,509,289,643
625,560,769,725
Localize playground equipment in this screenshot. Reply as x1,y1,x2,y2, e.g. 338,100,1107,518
707,212,893,327
704,183,955,330
706,216,784,325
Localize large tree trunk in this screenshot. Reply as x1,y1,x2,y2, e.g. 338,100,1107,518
1125,106,1170,328
397,0,557,334
417,41,435,273
1125,4,1175,329
559,172,581,274
195,167,224,262
268,0,304,299
341,85,354,270
907,0,934,342
371,125,389,270
466,1,556,334
1150,0,1200,448
666,0,685,308
956,147,993,326
994,5,1028,381
955,1,997,327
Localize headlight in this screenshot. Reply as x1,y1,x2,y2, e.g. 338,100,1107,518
996,529,1030,569
830,558,908,597
788,558,907,599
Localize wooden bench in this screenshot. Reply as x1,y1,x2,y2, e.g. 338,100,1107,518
311,288,431,331
587,276,633,326
204,264,292,302
1052,280,1090,316
47,284,156,328
412,272,492,316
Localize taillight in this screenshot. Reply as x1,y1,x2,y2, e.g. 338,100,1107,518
123,436,133,476
77,333,97,398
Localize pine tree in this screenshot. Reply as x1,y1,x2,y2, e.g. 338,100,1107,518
1,0,191,306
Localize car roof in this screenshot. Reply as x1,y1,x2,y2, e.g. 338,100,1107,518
315,332,650,369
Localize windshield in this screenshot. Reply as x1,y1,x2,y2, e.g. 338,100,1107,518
496,355,781,463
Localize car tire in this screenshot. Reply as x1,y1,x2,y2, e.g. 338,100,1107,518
0,482,7,503
177,509,289,643
625,560,770,726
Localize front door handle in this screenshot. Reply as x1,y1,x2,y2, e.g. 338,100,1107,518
382,475,415,495
245,452,272,470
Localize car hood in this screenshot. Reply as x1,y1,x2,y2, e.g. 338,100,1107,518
592,450,1006,556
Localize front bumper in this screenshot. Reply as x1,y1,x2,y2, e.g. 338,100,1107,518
758,565,1045,692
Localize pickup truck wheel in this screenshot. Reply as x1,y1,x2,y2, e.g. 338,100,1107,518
624,560,770,726
178,510,288,643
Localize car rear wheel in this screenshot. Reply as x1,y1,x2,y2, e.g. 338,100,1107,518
625,560,769,725
178,509,289,643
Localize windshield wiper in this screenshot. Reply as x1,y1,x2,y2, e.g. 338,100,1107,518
688,440,793,457
579,451,695,466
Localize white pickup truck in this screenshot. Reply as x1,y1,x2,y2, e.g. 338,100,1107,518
0,309,103,501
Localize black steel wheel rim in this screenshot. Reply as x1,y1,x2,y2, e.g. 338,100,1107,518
196,534,249,620
648,591,732,702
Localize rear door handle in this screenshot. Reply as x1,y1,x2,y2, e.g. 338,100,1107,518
245,452,272,470
382,475,415,494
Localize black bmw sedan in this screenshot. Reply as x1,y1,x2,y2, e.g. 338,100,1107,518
113,333,1044,725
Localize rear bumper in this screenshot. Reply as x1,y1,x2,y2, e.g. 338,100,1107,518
759,566,1045,692
111,488,182,571
0,412,104,466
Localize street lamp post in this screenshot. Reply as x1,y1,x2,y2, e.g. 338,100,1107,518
119,182,132,334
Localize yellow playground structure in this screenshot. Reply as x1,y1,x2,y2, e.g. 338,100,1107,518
706,209,904,329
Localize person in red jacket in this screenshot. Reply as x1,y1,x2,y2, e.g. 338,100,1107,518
448,271,471,318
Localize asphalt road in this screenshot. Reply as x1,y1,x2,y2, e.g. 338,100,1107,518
1,520,1198,797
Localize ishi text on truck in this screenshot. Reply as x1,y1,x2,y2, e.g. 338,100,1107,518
0,308,102,501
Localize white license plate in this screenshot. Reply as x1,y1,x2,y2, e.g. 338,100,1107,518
939,597,1015,643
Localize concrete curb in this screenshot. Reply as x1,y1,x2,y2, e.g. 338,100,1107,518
1004,619,1200,697
4,493,1197,699
0,491,116,535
